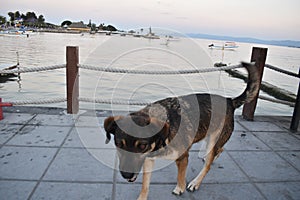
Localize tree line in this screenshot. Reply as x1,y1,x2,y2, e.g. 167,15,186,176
0,11,46,27
0,11,118,31
61,20,117,31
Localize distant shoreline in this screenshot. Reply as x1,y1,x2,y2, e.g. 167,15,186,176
8,27,299,49
188,33,300,49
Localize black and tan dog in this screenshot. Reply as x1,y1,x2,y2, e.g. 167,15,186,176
104,62,259,200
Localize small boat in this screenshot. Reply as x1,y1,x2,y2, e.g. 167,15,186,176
0,28,33,37
143,27,160,39
160,35,180,45
209,41,239,49
0,64,18,83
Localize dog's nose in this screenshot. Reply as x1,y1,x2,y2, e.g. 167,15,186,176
121,171,135,179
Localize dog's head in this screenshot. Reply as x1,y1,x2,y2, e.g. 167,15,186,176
104,115,169,182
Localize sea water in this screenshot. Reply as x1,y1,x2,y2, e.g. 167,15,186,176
0,32,299,115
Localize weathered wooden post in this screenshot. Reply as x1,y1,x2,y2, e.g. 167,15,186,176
242,47,268,120
66,46,79,114
290,68,300,132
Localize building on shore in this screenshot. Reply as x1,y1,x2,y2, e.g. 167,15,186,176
67,22,90,32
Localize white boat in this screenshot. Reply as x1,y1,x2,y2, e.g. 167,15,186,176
143,27,160,39
209,41,239,49
0,28,34,37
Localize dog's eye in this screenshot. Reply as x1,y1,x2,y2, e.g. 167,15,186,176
138,143,147,151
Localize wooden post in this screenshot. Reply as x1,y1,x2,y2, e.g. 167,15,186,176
66,46,79,114
242,47,268,120
290,68,300,132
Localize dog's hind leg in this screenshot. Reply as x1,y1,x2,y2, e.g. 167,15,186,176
137,158,155,200
172,153,189,195
187,148,215,192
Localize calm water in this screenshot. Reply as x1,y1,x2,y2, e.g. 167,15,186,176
0,32,299,115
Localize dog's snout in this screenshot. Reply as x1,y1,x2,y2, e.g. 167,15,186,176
121,171,135,179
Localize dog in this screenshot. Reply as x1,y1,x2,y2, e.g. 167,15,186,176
104,62,259,200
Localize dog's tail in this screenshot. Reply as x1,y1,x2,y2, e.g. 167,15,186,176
232,62,260,109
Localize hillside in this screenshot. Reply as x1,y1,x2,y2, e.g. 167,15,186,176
187,33,300,48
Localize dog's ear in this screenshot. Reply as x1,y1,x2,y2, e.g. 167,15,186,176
150,118,170,147
104,116,123,144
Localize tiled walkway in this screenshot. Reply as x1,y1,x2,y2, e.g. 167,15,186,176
0,107,299,200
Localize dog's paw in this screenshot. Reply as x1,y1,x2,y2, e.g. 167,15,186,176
137,195,147,200
187,180,200,192
172,185,185,196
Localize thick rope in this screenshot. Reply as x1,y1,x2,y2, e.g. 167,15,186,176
0,64,66,74
10,97,66,105
265,64,299,78
79,97,150,106
258,95,295,107
7,95,295,107
1,63,298,78
78,64,242,74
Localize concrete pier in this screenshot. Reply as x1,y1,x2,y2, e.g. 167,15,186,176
1,107,299,200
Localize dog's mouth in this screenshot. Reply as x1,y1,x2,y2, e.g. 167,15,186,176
127,174,138,182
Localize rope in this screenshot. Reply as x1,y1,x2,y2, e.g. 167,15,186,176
78,64,243,75
265,64,299,78
0,64,66,74
1,62,298,79
258,95,295,107
10,97,66,105
7,95,295,107
79,97,150,106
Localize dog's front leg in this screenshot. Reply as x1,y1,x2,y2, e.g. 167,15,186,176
173,153,188,195
137,158,155,200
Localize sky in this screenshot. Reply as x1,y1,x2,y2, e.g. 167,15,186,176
1,0,300,41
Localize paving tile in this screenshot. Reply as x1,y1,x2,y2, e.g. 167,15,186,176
0,124,22,144
234,122,247,131
75,116,104,127
30,114,75,126
186,139,206,152
114,183,263,200
238,121,284,132
229,151,300,182
187,152,249,184
7,126,71,147
43,148,115,182
0,180,37,200
277,151,300,171
254,132,300,150
31,182,112,200
294,134,300,140
256,182,300,200
0,146,57,180
225,131,270,151
0,113,35,125
63,127,114,149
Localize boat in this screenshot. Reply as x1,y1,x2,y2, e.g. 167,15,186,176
0,64,18,83
143,27,160,39
160,35,180,45
209,41,239,49
0,28,34,37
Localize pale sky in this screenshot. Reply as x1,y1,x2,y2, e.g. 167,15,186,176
1,0,300,40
